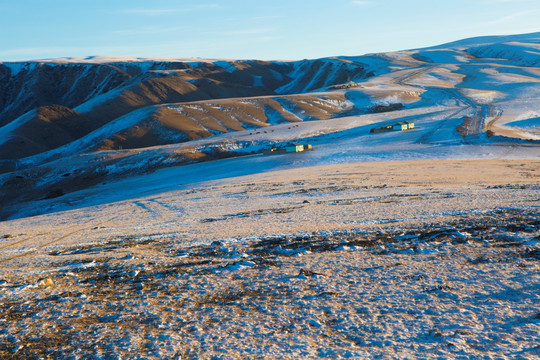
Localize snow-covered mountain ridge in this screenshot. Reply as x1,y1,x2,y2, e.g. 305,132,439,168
0,34,539,360
0,32,539,220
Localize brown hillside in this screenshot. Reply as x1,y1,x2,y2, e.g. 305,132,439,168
0,105,89,159
93,93,354,151
0,61,297,160
0,63,131,127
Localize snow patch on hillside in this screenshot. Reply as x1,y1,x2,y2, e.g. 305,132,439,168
466,43,540,66
214,61,238,73
17,107,157,167
506,118,540,132
0,109,38,146
459,89,504,104
74,86,128,113
2,62,40,76
505,111,540,133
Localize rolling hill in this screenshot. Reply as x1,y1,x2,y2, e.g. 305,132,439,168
0,32,539,220
0,33,539,360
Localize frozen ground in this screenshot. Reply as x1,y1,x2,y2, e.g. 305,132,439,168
0,33,539,359
0,160,538,359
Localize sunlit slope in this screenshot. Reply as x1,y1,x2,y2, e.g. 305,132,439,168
0,32,539,219
0,58,377,160
1,32,539,165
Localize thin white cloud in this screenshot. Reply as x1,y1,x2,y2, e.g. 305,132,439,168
112,26,187,36
351,1,369,5
481,10,538,26
207,27,276,37
119,3,219,16
484,0,532,3
195,3,219,9
120,9,182,16
0,46,76,58
118,4,219,16
252,15,282,21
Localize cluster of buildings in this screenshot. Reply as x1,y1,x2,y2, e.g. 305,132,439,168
370,121,415,133
264,143,312,155
264,120,415,156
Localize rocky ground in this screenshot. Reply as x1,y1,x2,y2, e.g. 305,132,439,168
0,160,538,359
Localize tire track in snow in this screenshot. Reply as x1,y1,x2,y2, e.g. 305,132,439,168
392,65,442,86
444,89,496,135
466,104,487,137
133,198,185,221
0,215,123,264
485,106,503,134
442,89,500,140
418,107,469,144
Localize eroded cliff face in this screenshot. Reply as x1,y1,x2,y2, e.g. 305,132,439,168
0,104,91,160
0,60,284,159
0,60,299,127
0,58,372,161
0,62,131,127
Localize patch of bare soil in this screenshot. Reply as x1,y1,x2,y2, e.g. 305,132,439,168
457,116,471,137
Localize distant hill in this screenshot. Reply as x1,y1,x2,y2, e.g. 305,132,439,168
0,32,539,219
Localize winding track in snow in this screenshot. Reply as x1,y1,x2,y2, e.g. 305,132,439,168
0,214,124,264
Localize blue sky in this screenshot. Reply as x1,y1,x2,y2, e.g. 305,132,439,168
1,0,539,61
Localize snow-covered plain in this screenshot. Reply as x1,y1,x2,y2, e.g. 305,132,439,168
0,33,539,359
0,160,538,359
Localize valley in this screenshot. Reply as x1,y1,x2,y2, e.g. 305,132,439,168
0,33,539,359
